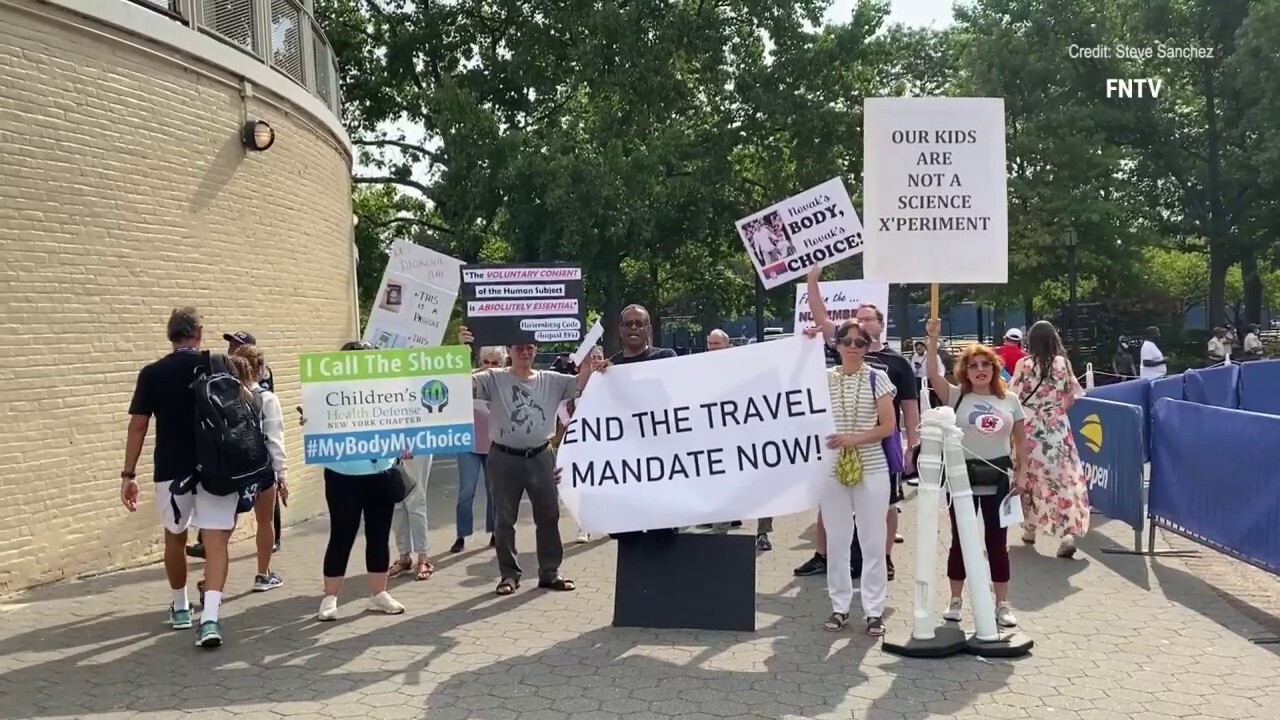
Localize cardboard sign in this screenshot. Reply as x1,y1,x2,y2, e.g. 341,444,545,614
736,177,865,290
363,241,462,348
862,97,1008,284
793,280,890,339
461,263,585,345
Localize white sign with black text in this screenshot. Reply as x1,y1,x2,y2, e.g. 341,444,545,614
556,336,835,534
363,241,463,349
736,177,865,290
862,97,1008,284
793,280,890,339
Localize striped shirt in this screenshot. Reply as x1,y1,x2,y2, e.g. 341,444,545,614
827,365,895,476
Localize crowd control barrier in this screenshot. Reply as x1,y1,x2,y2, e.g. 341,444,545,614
1149,398,1280,575
1240,360,1280,415
1183,364,1241,409
1087,378,1154,460
1069,398,1146,551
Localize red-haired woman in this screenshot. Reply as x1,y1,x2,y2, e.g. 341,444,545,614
924,319,1028,629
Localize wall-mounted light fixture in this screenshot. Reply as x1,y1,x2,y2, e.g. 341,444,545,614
241,118,275,152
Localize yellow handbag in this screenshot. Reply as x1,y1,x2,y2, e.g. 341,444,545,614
833,371,864,487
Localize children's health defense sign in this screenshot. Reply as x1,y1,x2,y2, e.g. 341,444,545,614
300,347,474,464
556,336,835,533
862,97,1008,284
461,263,584,345
736,177,864,290
363,241,463,349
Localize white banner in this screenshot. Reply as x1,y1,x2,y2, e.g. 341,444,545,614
556,336,835,534
794,280,890,339
736,177,865,290
363,240,463,349
862,97,1008,284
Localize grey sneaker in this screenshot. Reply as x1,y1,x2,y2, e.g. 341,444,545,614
996,602,1019,628
196,620,223,648
942,598,963,622
252,571,284,592
169,606,193,630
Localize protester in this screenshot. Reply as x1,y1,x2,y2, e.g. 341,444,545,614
800,321,896,636
121,307,239,648
705,329,773,551
229,344,287,592
1010,321,1089,558
994,328,1026,374
550,352,576,374
924,319,1026,629
795,269,917,581
311,341,411,621
458,326,599,595
388,457,433,581
1139,326,1167,379
451,346,503,554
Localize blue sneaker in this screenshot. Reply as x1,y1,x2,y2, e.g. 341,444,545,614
196,620,223,648
169,606,193,630
252,571,284,592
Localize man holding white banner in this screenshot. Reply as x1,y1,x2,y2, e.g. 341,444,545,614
556,336,834,538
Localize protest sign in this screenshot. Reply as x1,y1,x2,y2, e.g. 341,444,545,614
363,240,463,348
300,347,474,464
794,280,890,339
461,263,585,345
556,336,835,533
862,97,1008,284
736,177,865,290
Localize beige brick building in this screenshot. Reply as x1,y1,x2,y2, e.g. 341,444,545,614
0,0,356,592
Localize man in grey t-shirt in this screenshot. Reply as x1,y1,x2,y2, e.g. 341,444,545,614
459,325,599,596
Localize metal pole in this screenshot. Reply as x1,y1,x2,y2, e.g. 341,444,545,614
1069,244,1078,347
754,275,765,343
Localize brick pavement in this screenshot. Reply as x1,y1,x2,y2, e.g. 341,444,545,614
3,461,1280,720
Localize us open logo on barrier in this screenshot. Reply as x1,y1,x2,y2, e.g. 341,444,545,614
1076,413,1110,490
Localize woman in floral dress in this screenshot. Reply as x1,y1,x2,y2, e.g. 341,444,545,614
1008,321,1090,558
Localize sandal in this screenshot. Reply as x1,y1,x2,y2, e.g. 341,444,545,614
388,557,413,579
495,578,519,596
537,577,576,592
414,558,434,581
823,612,849,632
866,616,886,637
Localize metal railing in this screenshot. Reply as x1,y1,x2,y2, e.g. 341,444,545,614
128,0,341,117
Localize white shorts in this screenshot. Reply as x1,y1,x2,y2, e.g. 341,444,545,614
154,479,239,535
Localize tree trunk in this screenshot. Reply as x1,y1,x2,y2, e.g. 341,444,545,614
1022,294,1035,326
1242,254,1263,325
648,257,662,347
893,285,911,343
603,261,623,356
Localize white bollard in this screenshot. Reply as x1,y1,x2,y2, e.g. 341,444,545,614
1085,362,1095,390
942,424,999,642
911,408,949,640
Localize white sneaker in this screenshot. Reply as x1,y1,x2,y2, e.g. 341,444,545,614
996,602,1019,628
575,531,590,543
369,591,405,615
317,595,339,621
942,598,963,622
1021,526,1037,544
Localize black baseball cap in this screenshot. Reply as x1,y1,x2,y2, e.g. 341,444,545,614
223,331,257,346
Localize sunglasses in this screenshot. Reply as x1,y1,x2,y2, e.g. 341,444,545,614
620,319,649,329
836,336,870,349
967,360,995,371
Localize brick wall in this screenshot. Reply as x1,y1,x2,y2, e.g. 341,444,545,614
0,0,355,593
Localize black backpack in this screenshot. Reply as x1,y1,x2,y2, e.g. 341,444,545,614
188,353,274,498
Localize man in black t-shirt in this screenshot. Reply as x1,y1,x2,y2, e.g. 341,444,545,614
120,307,238,648
605,304,677,540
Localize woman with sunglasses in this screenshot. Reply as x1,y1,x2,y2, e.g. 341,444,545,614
450,346,504,553
924,319,1027,629
311,340,413,620
802,320,897,636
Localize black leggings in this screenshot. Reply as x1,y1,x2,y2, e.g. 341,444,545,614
322,469,395,578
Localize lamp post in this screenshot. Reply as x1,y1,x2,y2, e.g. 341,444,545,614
1062,225,1078,346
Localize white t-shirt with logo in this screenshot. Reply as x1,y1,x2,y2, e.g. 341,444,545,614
944,385,1025,496
1140,340,1167,379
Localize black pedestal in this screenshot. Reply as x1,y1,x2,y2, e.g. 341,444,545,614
965,631,1034,658
882,625,969,658
613,532,756,632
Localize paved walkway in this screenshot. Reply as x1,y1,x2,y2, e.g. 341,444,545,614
3,462,1279,720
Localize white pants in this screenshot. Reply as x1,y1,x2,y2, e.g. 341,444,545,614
154,480,238,535
820,467,891,618
393,457,432,555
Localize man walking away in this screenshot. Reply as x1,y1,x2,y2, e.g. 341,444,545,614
459,325,599,595
705,329,774,551
1139,327,1167,379
121,307,239,648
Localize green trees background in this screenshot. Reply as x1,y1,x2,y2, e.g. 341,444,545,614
317,0,1279,353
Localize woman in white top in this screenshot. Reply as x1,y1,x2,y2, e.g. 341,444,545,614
804,320,896,636
229,345,288,592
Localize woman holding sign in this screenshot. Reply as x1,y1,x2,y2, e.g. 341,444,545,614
802,321,897,636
